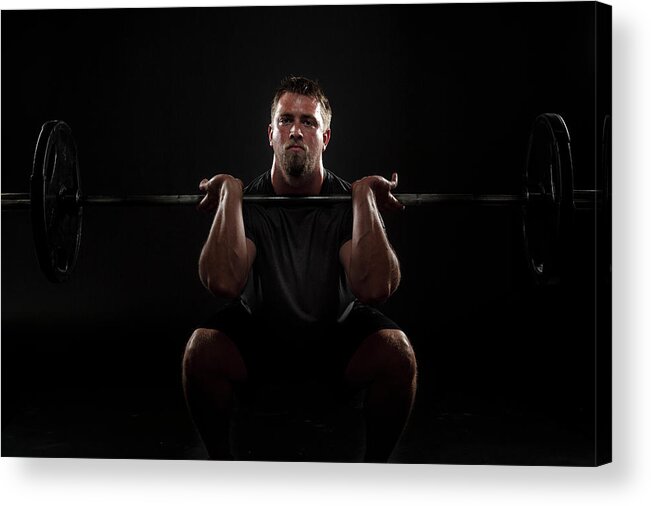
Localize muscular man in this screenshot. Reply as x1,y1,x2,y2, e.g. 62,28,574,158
182,76,417,462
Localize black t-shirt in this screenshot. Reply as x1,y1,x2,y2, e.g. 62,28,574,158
240,170,355,332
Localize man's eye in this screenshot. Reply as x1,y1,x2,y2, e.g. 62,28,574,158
303,119,315,127
279,117,291,124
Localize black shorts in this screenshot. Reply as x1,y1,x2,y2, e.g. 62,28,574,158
202,300,401,383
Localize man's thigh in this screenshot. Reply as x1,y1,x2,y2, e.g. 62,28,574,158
333,302,403,378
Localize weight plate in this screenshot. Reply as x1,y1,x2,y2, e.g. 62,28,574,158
30,121,83,283
522,113,574,285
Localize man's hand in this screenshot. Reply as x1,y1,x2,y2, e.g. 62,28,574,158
197,174,244,212
351,173,405,212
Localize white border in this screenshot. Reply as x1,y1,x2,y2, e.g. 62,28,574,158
2,0,650,504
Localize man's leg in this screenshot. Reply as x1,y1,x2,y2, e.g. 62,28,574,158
344,329,417,463
182,328,248,460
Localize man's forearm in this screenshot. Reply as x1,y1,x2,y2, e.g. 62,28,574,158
199,183,250,298
349,185,401,304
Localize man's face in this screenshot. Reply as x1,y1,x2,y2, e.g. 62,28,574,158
268,92,331,180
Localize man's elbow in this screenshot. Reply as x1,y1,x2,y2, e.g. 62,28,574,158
205,279,244,299
199,267,245,300
352,282,396,306
349,266,401,305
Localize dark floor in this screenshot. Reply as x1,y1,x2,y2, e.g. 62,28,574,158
1,380,595,465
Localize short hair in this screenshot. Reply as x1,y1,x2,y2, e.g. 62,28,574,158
270,76,332,131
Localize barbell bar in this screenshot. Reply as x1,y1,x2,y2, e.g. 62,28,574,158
0,114,606,284
0,190,601,208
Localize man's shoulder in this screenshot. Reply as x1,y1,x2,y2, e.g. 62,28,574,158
322,170,352,195
243,171,273,195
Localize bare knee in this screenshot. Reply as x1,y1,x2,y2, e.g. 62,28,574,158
183,328,247,383
345,329,417,385
377,330,417,381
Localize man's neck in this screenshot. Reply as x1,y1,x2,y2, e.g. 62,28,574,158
270,162,325,196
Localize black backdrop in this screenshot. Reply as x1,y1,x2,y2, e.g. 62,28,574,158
1,3,610,464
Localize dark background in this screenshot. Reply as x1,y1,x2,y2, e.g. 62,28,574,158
1,3,610,464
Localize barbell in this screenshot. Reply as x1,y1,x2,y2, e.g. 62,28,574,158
1,114,605,284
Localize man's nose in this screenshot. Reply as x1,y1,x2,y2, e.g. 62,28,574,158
289,122,303,138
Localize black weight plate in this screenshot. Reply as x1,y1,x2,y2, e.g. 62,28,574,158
522,113,574,285
30,121,83,283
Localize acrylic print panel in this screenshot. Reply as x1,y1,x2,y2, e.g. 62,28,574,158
1,3,611,465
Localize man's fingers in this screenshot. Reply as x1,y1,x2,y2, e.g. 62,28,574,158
197,194,214,212
197,175,244,212
197,179,220,212
381,173,402,211
197,179,212,211
387,193,405,212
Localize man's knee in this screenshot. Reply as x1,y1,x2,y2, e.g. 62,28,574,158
183,328,247,383
376,329,417,381
345,329,417,385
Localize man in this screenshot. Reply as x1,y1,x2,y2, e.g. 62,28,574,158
182,76,417,462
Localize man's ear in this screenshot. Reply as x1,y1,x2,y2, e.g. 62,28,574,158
322,128,331,152
268,124,273,146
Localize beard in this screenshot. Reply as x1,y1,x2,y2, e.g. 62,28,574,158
279,145,315,180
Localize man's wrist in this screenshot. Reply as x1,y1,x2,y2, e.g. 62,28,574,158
220,178,244,199
351,181,375,200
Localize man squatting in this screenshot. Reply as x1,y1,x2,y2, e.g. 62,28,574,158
182,76,418,463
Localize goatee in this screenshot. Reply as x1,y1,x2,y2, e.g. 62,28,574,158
283,150,312,178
